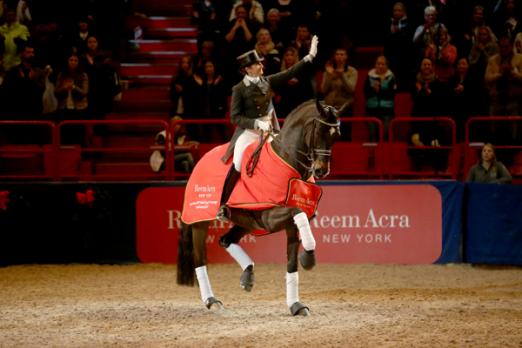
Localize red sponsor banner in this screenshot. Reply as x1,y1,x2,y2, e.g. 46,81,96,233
136,185,442,264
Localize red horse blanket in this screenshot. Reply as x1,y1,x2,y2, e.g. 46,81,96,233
181,141,321,224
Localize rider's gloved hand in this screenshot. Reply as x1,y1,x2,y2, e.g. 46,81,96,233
304,35,319,62
255,119,272,132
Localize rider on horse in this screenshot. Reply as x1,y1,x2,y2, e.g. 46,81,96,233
217,35,320,222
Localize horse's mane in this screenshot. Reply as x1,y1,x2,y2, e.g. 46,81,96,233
280,99,317,131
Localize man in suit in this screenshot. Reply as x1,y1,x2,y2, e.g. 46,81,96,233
217,35,319,221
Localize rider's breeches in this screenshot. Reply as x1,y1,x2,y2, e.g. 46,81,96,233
232,130,258,171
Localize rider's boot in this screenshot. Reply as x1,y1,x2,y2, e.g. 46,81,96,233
216,166,240,222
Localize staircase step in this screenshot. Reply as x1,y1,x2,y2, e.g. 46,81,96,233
145,27,197,39
129,39,197,53
134,0,192,16
120,63,178,76
114,99,172,113
105,112,169,121
127,51,187,63
123,75,173,87
122,87,171,101
127,15,192,29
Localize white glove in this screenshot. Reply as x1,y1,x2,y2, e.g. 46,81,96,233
308,35,318,59
255,119,271,132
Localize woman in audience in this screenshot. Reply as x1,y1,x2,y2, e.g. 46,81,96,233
55,53,89,117
169,54,196,118
254,27,280,75
467,143,512,183
321,47,357,139
364,55,397,142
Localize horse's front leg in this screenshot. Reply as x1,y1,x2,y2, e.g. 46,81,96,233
192,222,223,309
219,223,255,291
286,225,310,316
260,207,316,270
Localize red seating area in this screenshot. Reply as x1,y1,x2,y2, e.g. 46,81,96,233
2,117,521,182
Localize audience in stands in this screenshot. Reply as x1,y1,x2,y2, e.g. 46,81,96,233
254,27,280,75
192,0,220,47
491,0,521,41
290,23,313,59
150,116,198,174
467,142,512,183
410,57,447,146
321,47,358,140
0,41,45,118
264,8,286,50
229,0,264,26
425,26,457,83
66,17,94,56
364,55,397,142
384,2,415,91
274,46,314,117
412,6,447,66
0,8,29,71
81,35,121,119
448,57,484,142
55,53,89,118
263,0,297,41
169,54,197,118
224,4,256,85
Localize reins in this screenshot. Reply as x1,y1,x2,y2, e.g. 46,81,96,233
245,130,272,177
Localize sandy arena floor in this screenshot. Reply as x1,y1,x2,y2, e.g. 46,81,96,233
0,263,521,347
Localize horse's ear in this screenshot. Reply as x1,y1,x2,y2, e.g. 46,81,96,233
336,102,350,117
315,99,327,117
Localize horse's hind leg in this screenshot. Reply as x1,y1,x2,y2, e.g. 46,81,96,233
219,223,255,291
192,222,223,309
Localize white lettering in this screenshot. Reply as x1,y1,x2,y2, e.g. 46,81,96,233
322,234,351,243
356,233,392,243
167,210,182,230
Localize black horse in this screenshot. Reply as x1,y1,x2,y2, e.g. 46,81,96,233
177,99,341,315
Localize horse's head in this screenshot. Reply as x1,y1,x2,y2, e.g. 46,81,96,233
306,99,341,179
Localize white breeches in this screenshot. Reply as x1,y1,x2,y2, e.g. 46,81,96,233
232,130,260,171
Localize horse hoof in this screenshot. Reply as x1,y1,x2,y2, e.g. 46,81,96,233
299,250,316,270
289,301,310,316
205,297,224,310
240,265,255,292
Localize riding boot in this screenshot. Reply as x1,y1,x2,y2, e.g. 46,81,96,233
216,166,240,221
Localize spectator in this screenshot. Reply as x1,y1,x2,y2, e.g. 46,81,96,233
192,59,229,142
448,57,484,142
290,23,313,59
254,27,280,75
491,0,521,41
169,54,197,118
264,8,286,49
467,142,512,183
81,35,121,118
412,6,447,65
0,8,29,71
456,5,496,59
224,4,256,84
384,2,415,91
321,47,357,140
423,26,458,83
15,0,31,26
66,17,93,56
229,0,264,26
54,53,89,117
484,35,522,117
193,39,220,75
192,0,220,46
364,55,397,142
274,46,314,117
485,35,522,143
150,117,198,174
515,31,522,53
263,0,298,39
410,57,448,145
0,42,45,119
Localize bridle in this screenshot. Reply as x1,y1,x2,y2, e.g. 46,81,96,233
295,116,340,179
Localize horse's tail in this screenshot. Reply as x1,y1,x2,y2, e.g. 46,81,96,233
176,222,195,286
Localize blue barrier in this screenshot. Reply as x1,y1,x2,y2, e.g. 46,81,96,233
465,183,522,266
